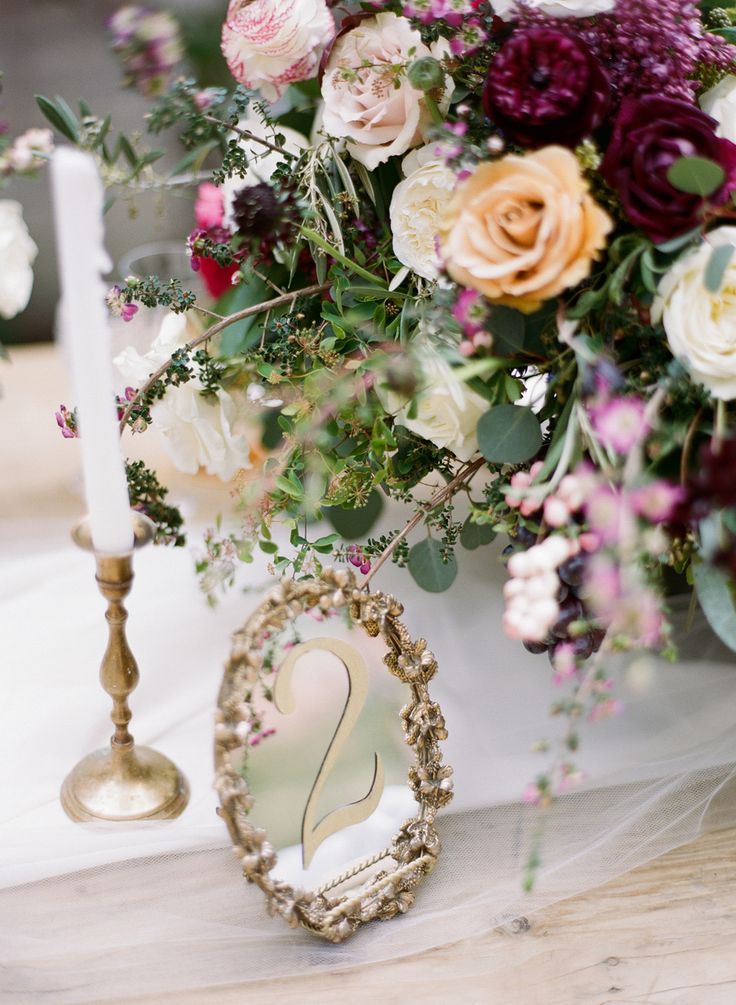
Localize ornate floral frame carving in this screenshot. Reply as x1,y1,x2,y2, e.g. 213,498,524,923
214,567,453,943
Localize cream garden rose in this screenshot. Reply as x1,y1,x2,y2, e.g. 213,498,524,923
440,146,612,314
321,13,451,171
491,0,615,18
700,75,736,143
0,200,38,320
221,0,335,103
377,348,487,462
115,314,254,479
652,227,736,400
389,145,457,281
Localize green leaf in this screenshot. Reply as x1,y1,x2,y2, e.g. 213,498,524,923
460,518,496,551
654,227,702,254
488,306,525,356
693,560,736,652
667,156,725,198
35,95,79,142
477,405,542,465
704,243,735,293
408,538,457,593
325,489,384,539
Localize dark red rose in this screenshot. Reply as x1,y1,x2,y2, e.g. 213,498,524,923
601,96,736,244
483,28,610,149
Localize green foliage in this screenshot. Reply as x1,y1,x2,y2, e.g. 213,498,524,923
693,559,736,652
324,490,384,540
477,405,543,465
667,155,726,197
125,460,185,546
408,538,458,593
459,517,496,551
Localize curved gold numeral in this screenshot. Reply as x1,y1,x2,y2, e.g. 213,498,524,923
274,637,385,869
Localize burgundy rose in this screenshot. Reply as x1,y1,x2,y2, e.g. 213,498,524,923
601,96,736,244
483,28,610,149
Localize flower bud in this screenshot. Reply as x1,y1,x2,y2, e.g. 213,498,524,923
407,57,445,93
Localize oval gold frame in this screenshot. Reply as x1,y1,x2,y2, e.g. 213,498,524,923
214,567,453,943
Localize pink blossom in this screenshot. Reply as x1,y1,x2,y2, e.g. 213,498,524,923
630,480,684,523
195,182,225,230
589,395,648,454
552,642,577,685
588,698,624,723
544,495,570,528
55,404,78,439
585,484,628,546
582,554,622,617
522,782,542,806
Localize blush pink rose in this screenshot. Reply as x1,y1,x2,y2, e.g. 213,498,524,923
221,0,335,102
321,12,451,170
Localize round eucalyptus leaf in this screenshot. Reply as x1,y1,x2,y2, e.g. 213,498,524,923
460,518,496,551
477,405,542,465
408,538,458,593
324,490,384,540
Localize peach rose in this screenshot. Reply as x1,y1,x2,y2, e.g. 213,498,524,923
221,0,335,102
321,13,451,171
440,147,612,314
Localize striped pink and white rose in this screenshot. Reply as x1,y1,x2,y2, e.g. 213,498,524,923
221,0,335,102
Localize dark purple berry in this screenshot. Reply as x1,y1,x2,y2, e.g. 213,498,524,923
571,633,595,661
559,554,587,588
523,639,548,654
513,525,538,549
551,597,584,639
590,627,607,652
557,582,570,603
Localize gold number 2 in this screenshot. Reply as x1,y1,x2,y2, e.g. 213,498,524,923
274,637,385,869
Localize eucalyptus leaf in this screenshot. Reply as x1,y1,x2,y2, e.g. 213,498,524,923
693,560,736,653
477,405,542,465
325,490,384,540
704,243,735,293
408,538,458,593
460,518,496,551
667,156,725,197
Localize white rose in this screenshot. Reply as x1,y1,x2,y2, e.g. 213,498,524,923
321,13,452,171
221,0,335,102
115,314,254,479
389,145,457,281
491,0,615,17
651,226,736,400
700,75,736,143
377,348,487,462
221,113,309,230
0,200,38,320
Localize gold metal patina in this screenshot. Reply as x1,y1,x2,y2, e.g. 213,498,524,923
215,568,453,943
61,512,190,823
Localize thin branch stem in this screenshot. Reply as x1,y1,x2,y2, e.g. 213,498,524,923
118,282,330,434
363,457,485,585
201,115,298,160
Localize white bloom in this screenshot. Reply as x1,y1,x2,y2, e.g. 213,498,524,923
221,113,309,230
700,74,736,143
6,127,54,172
491,0,615,17
652,226,736,400
221,0,335,102
389,145,456,281
115,314,253,479
321,13,452,171
0,200,38,320
377,348,487,462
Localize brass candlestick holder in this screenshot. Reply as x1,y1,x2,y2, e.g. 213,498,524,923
61,512,190,822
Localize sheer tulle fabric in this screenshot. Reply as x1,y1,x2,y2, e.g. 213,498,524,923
2,535,735,1002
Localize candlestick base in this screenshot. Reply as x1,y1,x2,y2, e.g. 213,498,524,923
61,742,189,822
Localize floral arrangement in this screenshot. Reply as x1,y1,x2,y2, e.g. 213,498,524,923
37,0,736,804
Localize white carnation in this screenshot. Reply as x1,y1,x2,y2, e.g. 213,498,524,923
115,314,254,479
377,347,487,462
652,226,736,400
390,145,457,281
0,200,38,320
700,74,736,143
491,0,615,18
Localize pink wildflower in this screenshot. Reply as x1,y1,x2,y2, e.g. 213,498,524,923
630,480,684,523
589,395,648,454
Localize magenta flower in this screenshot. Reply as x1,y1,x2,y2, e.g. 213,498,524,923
195,183,226,230
347,544,371,575
588,395,648,454
108,5,183,97
55,404,78,439
583,555,621,618
585,486,629,547
106,284,139,323
630,481,685,524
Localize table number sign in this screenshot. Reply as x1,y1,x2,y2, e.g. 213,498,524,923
215,568,452,942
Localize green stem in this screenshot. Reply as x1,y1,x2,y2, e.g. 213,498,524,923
424,95,445,128
300,226,387,287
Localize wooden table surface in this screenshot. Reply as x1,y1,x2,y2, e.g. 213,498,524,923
4,344,736,1005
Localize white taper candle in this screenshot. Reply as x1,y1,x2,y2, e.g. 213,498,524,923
51,148,134,554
